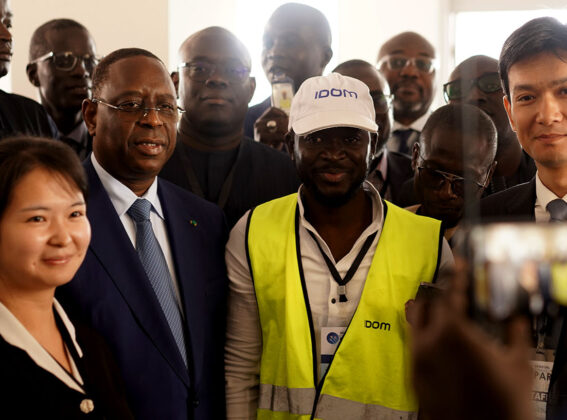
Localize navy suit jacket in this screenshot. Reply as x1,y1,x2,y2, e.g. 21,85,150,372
58,158,228,420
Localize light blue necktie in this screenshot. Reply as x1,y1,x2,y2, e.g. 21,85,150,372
547,199,567,222
127,198,188,367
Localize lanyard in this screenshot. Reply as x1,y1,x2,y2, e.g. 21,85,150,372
307,230,377,302
177,139,244,210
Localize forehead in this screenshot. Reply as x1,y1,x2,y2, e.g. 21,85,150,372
44,27,95,53
181,31,249,66
101,56,175,99
265,12,324,44
338,66,386,93
450,57,497,81
383,34,434,58
508,51,567,91
424,127,488,166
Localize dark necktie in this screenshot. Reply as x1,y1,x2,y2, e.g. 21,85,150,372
546,199,567,222
127,198,188,366
393,129,417,155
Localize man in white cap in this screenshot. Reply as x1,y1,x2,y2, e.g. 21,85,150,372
225,73,453,419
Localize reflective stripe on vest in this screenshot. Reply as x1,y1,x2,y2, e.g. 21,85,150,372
247,193,441,419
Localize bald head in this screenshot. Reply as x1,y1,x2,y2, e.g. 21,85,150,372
176,26,256,138
334,60,393,149
179,26,251,67
262,3,332,91
447,55,516,154
377,32,436,125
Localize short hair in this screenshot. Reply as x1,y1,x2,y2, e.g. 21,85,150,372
29,18,88,61
499,17,567,99
0,137,88,219
270,3,331,48
420,104,497,168
92,48,162,97
333,59,372,73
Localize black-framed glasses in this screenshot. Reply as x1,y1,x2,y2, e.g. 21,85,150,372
92,98,185,123
371,93,393,113
443,72,501,102
417,166,487,197
378,55,437,74
178,61,251,83
30,51,100,74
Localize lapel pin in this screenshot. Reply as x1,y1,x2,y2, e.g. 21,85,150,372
189,219,198,227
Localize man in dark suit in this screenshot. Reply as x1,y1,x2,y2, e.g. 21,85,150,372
58,48,227,420
161,27,299,228
244,3,333,147
26,19,97,159
480,17,567,419
334,59,413,205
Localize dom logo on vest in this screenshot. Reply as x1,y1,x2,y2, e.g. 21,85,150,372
365,320,391,331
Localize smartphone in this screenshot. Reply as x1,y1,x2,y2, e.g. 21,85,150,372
271,77,294,115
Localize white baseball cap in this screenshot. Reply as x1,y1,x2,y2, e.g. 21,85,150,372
288,72,378,136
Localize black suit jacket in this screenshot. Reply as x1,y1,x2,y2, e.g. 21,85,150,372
480,177,536,222
58,158,228,420
1,318,133,419
480,177,567,419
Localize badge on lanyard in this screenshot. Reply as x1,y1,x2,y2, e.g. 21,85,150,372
320,327,346,380
530,360,553,420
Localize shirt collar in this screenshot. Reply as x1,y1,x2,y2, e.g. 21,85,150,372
392,111,430,132
376,148,389,181
0,299,85,393
535,171,567,210
91,153,164,219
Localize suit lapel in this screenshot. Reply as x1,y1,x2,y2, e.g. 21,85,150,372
158,180,207,386
84,160,190,386
505,177,536,219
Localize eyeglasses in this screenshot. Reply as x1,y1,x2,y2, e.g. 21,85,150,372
443,72,501,102
30,51,100,74
417,166,487,197
178,61,251,83
371,93,393,113
378,55,437,74
92,98,185,123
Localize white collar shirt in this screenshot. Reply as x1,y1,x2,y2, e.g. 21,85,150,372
535,172,567,222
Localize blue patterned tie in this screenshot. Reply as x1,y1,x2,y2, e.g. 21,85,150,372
127,199,188,367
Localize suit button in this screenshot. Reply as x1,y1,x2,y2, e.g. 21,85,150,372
80,399,95,413
193,399,200,407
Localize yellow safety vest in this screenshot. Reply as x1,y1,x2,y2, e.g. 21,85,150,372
247,193,442,420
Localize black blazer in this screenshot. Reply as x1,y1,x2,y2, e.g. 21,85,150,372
0,319,133,419
480,177,567,419
480,177,536,222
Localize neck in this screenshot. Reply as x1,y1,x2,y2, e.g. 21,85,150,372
178,116,242,152
538,165,567,197
0,284,56,336
395,111,424,127
45,104,83,136
303,187,373,261
493,134,523,177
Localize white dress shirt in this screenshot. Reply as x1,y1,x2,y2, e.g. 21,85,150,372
224,181,454,419
91,154,182,308
0,299,85,393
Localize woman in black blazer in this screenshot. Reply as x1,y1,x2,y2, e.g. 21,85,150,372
0,137,133,419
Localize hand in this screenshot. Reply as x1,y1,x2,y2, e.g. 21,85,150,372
253,107,289,152
411,258,534,420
